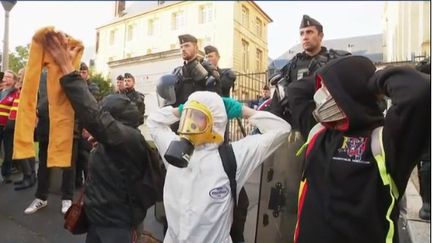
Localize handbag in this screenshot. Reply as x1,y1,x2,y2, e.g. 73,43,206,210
64,189,88,234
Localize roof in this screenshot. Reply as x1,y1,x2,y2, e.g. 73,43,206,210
278,34,383,63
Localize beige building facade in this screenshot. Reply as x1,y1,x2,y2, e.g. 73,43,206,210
95,1,272,80
383,1,430,62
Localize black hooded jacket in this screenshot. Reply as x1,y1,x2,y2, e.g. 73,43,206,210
289,56,430,243
60,72,149,228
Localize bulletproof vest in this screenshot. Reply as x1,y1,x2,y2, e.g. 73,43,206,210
286,48,350,83
173,60,208,106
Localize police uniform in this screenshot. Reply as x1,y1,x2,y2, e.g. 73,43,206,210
282,15,350,84
272,15,350,124
204,45,236,97
172,34,207,106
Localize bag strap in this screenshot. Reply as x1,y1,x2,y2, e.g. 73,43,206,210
218,143,237,204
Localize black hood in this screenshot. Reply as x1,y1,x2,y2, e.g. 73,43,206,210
316,55,384,132
100,94,141,128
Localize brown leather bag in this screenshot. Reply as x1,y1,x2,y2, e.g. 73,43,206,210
64,189,88,234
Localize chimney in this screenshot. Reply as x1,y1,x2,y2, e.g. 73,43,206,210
115,1,126,17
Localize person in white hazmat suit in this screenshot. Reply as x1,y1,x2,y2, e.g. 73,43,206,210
146,91,291,243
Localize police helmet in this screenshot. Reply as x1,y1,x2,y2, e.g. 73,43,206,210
156,74,179,107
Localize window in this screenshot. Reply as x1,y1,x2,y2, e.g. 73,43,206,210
241,6,249,28
255,17,262,37
127,24,134,41
148,18,159,36
126,53,132,58
199,4,213,24
256,48,263,71
170,43,177,50
109,29,117,45
242,39,249,71
171,11,185,30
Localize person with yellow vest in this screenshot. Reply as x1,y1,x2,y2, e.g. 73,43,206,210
0,70,19,183
5,68,37,190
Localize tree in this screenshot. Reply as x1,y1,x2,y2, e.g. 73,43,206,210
91,72,114,100
8,44,29,73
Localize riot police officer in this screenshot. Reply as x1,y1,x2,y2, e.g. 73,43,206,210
203,45,237,97
123,72,145,125
271,15,350,125
172,34,222,106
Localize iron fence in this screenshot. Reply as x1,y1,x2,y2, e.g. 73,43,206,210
228,71,268,141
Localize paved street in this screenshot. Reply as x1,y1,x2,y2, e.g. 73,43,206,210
0,165,429,243
0,171,86,243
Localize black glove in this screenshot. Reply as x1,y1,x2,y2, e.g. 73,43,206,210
201,60,220,81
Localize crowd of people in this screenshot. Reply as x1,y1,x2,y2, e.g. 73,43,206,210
0,14,430,243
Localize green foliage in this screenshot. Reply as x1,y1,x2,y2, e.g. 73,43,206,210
91,72,113,100
8,44,29,73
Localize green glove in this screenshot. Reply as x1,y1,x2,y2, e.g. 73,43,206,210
222,97,243,119
178,104,184,115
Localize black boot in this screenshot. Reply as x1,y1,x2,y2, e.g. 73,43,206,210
14,159,36,191
14,173,36,191
14,180,24,185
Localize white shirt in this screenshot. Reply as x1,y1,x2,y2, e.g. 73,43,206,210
146,106,291,243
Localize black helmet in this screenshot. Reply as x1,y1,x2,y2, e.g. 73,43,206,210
100,94,141,128
156,74,179,107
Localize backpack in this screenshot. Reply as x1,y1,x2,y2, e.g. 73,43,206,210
116,140,165,227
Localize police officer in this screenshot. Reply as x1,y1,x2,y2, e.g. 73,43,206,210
271,15,350,124
123,72,145,125
172,34,220,106
204,44,246,243
204,45,237,97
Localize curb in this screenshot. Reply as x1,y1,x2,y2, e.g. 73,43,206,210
405,178,430,243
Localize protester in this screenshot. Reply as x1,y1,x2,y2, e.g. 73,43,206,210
147,90,291,242
43,31,151,243
24,70,76,214
287,55,430,243
250,84,270,110
0,70,19,183
6,68,36,190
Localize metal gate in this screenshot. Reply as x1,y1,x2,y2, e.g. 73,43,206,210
228,71,267,141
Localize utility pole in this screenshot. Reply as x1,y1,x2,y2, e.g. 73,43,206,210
1,0,17,71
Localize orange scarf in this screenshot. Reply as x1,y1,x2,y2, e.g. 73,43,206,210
13,26,83,167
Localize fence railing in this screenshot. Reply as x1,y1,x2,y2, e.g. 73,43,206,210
228,71,268,141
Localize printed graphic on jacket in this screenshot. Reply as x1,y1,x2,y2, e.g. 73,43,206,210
333,136,370,164
209,185,230,200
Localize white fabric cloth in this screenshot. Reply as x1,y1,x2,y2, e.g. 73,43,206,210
146,91,291,243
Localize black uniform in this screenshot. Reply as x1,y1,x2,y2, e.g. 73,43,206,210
124,88,145,125
271,47,350,127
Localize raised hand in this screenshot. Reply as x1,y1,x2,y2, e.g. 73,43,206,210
43,31,81,75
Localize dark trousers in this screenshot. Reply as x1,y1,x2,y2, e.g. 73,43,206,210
1,125,13,177
418,160,431,204
86,225,134,243
76,137,90,182
35,139,77,201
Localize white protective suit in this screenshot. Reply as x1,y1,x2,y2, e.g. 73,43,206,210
146,91,291,243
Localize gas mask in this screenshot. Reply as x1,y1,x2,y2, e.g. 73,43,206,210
188,59,209,82
164,100,223,168
312,84,346,123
